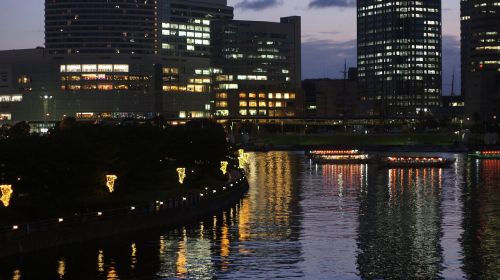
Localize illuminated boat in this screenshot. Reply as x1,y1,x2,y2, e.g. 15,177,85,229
308,150,372,164
469,150,500,159
381,156,455,168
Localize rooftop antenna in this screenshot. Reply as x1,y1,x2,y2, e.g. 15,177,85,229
451,67,456,97
341,60,348,118
341,60,347,80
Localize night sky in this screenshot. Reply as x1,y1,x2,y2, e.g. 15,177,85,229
0,0,461,94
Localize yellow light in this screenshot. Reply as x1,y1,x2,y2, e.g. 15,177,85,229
106,175,118,193
177,168,186,184
220,161,228,175
0,184,13,207
237,149,250,168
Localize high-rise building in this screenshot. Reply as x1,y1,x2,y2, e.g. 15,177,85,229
357,0,442,117
461,0,500,121
212,17,302,118
157,0,233,118
45,0,157,55
0,0,301,123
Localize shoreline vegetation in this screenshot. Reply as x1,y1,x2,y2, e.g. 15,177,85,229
0,118,241,226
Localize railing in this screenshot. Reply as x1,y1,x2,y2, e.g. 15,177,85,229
0,171,247,238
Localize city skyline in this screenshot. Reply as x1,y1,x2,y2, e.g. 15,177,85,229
0,0,461,94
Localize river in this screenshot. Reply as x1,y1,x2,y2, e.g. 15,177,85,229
1,152,499,279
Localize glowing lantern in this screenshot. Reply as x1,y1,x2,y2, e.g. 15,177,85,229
0,184,13,207
106,175,118,193
177,168,186,184
220,161,228,175
238,149,250,168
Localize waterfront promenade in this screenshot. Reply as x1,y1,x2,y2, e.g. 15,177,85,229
0,170,249,257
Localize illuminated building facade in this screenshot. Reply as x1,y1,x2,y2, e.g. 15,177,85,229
0,1,303,123
212,17,302,118
157,0,234,118
461,0,500,120
357,0,442,117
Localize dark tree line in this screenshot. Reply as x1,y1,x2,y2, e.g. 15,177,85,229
0,118,231,200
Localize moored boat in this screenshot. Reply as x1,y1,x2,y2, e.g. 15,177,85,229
380,156,455,168
469,150,500,159
308,150,372,164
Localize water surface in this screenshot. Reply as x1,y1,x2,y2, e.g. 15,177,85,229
1,152,499,279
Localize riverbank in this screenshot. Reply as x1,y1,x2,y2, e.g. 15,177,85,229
0,171,249,258
244,133,498,152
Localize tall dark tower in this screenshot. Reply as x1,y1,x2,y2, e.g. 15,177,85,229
462,0,500,120
357,0,442,117
45,0,157,55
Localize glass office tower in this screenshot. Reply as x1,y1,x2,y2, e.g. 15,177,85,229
461,0,500,120
357,0,442,117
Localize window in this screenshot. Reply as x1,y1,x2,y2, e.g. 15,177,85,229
0,113,12,120
82,64,97,72
216,93,228,99
220,84,238,90
98,84,113,91
113,65,129,73
163,68,179,74
17,76,30,84
217,110,229,116
82,74,101,81
113,85,128,90
66,65,81,73
97,65,112,73
162,43,173,49
82,84,97,90
0,95,22,102
239,101,248,107
216,101,228,108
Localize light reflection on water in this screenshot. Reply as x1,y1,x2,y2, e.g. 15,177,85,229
1,152,499,279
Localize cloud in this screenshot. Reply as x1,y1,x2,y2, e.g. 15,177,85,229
309,0,356,8
302,38,357,79
235,0,283,11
